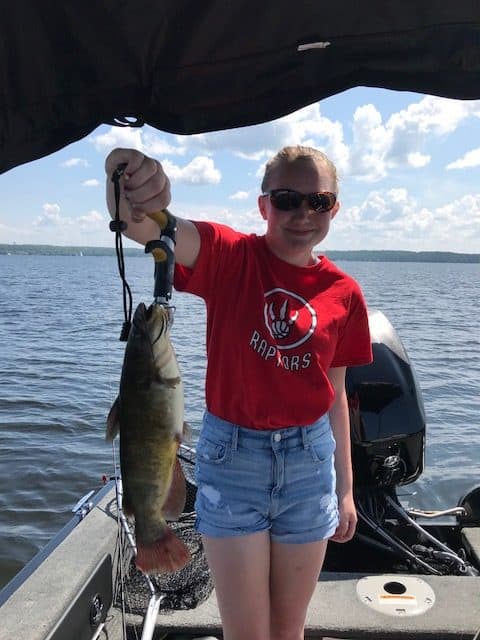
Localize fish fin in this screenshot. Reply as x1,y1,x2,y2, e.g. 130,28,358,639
163,457,187,521
136,526,191,574
106,398,120,441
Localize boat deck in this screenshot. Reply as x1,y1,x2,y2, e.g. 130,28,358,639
1,485,479,640
123,571,480,639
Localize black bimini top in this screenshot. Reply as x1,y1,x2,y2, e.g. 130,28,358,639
1,0,479,174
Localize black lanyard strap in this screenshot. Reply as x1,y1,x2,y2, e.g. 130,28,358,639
109,163,132,341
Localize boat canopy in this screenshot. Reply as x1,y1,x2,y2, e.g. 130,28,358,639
1,0,480,174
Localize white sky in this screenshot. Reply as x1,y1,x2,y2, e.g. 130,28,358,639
1,87,479,252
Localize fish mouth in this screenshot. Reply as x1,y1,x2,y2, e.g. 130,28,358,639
131,302,168,344
145,303,169,344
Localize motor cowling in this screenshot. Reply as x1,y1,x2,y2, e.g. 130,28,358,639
346,310,426,488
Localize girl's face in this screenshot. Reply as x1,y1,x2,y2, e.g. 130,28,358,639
258,158,339,265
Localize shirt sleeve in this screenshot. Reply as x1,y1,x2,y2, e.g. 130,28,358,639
174,221,241,300
331,284,373,368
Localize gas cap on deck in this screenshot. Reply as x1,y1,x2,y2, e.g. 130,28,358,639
356,575,435,617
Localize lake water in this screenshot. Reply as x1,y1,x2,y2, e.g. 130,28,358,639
0,254,479,590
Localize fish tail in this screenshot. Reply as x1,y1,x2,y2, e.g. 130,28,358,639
136,526,191,574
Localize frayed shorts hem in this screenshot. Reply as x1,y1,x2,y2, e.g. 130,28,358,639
195,519,338,544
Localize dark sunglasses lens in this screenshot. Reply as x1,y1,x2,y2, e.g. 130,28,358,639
270,190,302,210
309,193,336,212
269,190,336,212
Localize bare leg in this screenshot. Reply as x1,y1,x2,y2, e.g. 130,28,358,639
269,539,329,640
202,531,271,640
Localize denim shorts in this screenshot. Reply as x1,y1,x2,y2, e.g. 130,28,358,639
194,411,339,544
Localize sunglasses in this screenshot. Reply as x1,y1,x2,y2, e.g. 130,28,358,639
263,189,337,213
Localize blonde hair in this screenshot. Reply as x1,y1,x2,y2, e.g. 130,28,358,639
261,145,339,194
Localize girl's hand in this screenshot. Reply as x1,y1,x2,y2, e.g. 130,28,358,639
330,492,357,543
105,148,171,221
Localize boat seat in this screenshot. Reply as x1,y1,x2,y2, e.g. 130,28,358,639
462,527,480,566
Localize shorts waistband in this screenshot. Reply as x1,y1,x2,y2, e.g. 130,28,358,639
202,410,331,450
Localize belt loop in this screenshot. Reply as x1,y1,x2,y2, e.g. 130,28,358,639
301,426,309,449
231,425,239,451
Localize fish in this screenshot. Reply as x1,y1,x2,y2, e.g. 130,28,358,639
106,302,190,574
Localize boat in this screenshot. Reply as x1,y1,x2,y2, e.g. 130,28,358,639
0,308,479,639
1,3,479,639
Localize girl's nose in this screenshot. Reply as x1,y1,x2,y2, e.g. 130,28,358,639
294,200,315,216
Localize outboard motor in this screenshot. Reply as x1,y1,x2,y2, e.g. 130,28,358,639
346,309,426,489
342,310,478,577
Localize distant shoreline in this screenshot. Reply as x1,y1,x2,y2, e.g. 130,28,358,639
0,244,479,263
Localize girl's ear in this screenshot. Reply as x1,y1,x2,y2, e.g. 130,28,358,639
330,200,340,220
258,194,268,220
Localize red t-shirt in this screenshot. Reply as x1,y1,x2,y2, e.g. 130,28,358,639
175,222,372,430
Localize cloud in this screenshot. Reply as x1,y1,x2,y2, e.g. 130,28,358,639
81,179,100,187
162,156,221,184
90,126,186,156
407,152,431,168
33,203,71,228
447,148,480,170
78,210,105,231
61,157,89,168
90,127,144,152
169,96,479,186
348,96,480,182
172,199,265,236
143,132,186,156
32,205,106,237
87,96,480,190
185,103,350,173
229,190,250,200
329,188,480,251
176,96,479,185
349,104,391,181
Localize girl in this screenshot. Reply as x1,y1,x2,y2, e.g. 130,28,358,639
105,145,372,640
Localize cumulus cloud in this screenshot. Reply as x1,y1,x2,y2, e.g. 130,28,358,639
447,148,480,170
349,104,391,181
143,132,186,156
176,96,479,185
87,96,480,186
78,210,105,231
229,190,250,200
329,188,480,251
33,203,71,228
61,157,89,168
348,96,480,181
90,126,186,156
407,152,431,168
90,127,144,152
81,179,100,187
162,156,221,184
32,204,107,237
185,103,349,173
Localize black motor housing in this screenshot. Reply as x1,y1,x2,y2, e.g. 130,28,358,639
346,310,426,488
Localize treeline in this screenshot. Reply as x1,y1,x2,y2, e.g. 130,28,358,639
326,250,479,263
0,244,144,257
0,244,479,263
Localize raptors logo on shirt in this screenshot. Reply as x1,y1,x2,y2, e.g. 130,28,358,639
263,288,317,350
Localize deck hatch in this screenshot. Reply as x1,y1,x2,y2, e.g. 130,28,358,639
356,575,435,617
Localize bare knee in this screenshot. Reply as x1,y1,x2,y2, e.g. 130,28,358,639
270,609,306,640
269,624,304,640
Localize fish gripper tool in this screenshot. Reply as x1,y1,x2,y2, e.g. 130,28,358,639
145,210,177,319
